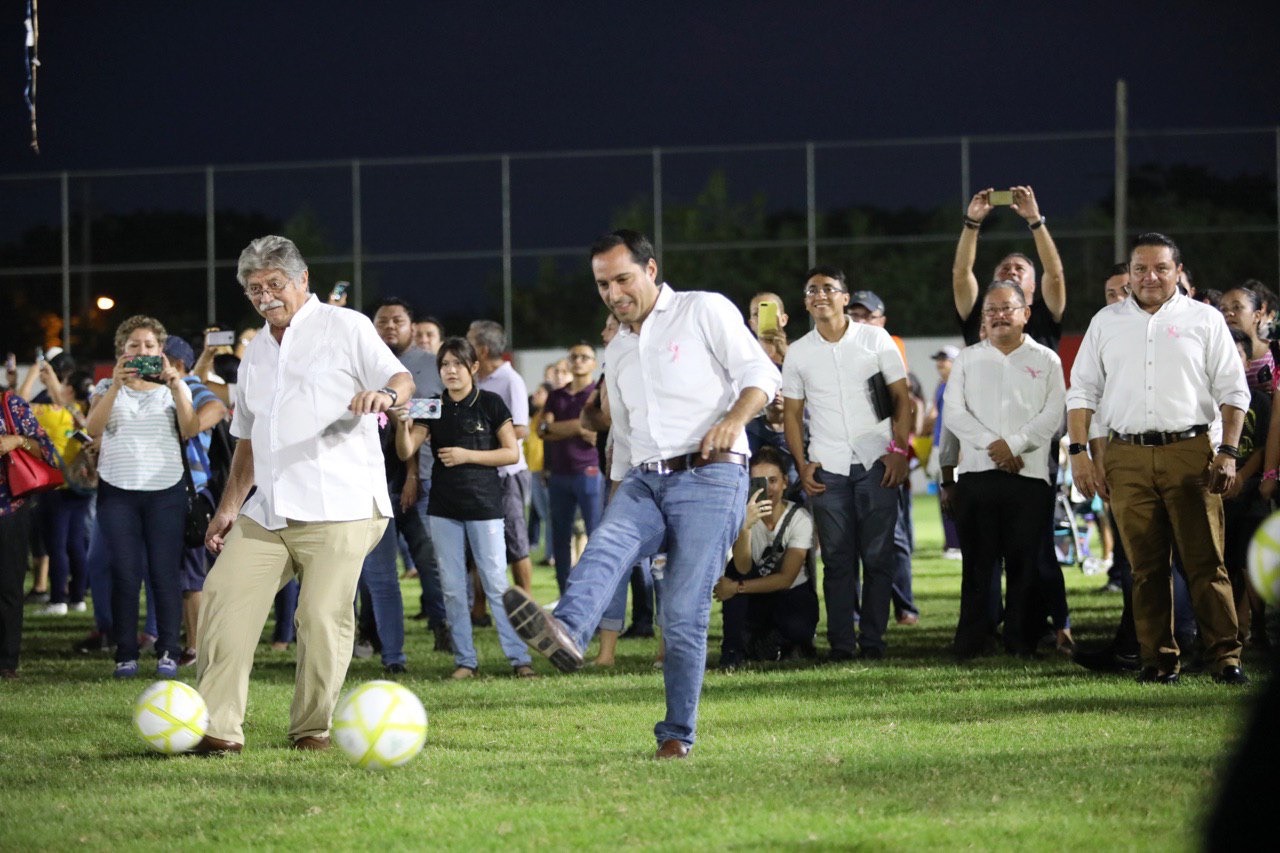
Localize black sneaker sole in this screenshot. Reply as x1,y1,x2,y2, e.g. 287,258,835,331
502,588,583,673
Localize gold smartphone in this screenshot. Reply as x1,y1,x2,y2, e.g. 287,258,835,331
757,302,779,333
988,189,1013,206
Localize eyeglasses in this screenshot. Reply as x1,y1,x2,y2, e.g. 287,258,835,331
983,306,1025,317
244,280,291,299
803,285,846,298
567,353,595,362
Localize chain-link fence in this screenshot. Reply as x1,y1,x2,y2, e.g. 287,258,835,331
1,126,1276,357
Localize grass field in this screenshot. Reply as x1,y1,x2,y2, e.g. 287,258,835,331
0,498,1265,850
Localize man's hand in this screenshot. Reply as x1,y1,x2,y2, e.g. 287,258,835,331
399,477,418,512
350,389,394,415
879,452,909,488
966,189,995,223
1207,454,1237,495
1070,453,1109,501
987,439,1017,468
437,446,471,467
799,461,825,496
1010,185,1042,222
996,455,1025,474
939,482,956,516
699,415,747,459
713,577,739,602
205,508,238,554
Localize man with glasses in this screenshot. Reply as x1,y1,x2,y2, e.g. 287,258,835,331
952,186,1066,350
193,235,413,754
782,265,913,661
538,342,603,595
944,283,1065,658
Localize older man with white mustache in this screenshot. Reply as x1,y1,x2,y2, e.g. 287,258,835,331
192,235,413,755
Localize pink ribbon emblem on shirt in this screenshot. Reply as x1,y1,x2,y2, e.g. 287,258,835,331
1167,325,1180,338
1024,366,1042,379
668,341,680,362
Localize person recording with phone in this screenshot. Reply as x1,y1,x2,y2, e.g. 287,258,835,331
713,447,818,668
84,315,200,680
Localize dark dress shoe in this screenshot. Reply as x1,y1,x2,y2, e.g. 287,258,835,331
1136,667,1180,685
383,663,407,675
655,739,690,760
0,668,18,680
1213,665,1250,685
620,624,655,639
191,735,243,755
502,587,584,672
827,648,857,663
856,647,885,661
291,735,330,751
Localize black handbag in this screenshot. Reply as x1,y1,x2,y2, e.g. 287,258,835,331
175,412,213,549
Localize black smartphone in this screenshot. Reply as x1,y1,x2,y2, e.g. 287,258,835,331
71,429,93,446
749,476,768,504
126,355,163,379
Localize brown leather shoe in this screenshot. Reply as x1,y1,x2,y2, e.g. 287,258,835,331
291,735,331,751
191,734,243,756
502,587,584,673
655,739,690,760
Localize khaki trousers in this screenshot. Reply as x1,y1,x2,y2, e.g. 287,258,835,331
1105,434,1240,673
196,514,387,744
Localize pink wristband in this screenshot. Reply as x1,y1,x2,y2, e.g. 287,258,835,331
887,440,909,458
1264,469,1279,482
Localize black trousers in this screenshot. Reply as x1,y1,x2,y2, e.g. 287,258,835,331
954,471,1053,656
0,503,32,671
721,569,819,661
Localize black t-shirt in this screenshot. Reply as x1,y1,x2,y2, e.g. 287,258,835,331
426,387,512,521
958,298,1063,352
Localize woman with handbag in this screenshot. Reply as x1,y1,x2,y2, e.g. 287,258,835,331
0,388,59,679
85,316,199,679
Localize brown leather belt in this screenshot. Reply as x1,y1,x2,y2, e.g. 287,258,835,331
1109,425,1209,447
636,451,748,475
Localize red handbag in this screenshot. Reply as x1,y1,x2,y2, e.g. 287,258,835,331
2,391,65,498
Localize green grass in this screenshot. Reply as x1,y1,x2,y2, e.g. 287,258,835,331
0,498,1263,850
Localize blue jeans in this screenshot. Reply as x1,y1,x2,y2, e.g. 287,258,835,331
810,462,902,654
97,480,187,663
357,518,406,666
555,462,747,747
404,493,446,627
528,471,551,557
892,484,918,617
548,471,604,594
429,515,531,670
41,489,91,605
273,579,299,644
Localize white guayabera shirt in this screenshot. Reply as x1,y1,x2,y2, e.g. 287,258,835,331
233,294,406,530
604,283,780,480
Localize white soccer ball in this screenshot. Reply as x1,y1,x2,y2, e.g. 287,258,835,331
133,680,209,754
1247,512,1280,607
332,680,428,770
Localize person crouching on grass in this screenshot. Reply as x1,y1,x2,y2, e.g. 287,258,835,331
419,336,536,679
714,446,818,668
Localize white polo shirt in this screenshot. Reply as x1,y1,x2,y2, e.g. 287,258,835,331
232,295,407,529
781,320,907,473
943,337,1065,484
604,284,780,480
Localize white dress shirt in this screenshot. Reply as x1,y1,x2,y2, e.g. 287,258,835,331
604,284,780,480
232,295,407,529
781,320,907,473
944,337,1066,484
478,361,529,477
1066,292,1249,434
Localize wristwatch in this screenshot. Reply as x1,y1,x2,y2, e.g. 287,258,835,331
1028,216,1046,230
377,386,398,405
1068,443,1088,456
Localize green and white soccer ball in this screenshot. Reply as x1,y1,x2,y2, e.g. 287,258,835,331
332,680,428,770
1247,511,1280,607
133,680,209,754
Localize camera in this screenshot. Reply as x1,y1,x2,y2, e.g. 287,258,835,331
126,355,163,380
408,397,443,420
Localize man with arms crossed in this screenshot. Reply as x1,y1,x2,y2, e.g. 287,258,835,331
782,266,912,661
505,229,779,758
1068,233,1248,685
194,235,413,753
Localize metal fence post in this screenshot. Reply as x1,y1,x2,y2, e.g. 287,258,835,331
806,142,816,268
205,166,216,323
60,172,70,352
1115,80,1128,262
351,159,363,309
501,155,512,345
652,148,663,269
960,136,970,209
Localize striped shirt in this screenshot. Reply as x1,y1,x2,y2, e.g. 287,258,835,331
92,378,191,491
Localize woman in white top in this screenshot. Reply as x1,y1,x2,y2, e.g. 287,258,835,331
713,446,818,667
85,315,199,680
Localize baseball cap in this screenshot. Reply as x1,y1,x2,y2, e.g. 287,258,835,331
931,345,960,360
163,336,195,371
849,290,885,315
